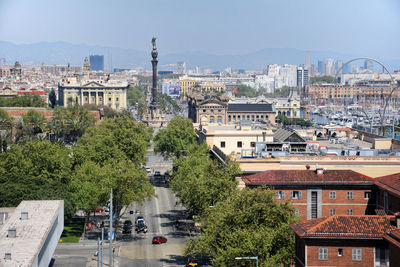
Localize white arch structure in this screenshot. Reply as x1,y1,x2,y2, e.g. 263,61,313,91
333,57,399,136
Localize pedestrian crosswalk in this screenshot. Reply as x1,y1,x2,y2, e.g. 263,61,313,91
119,244,185,260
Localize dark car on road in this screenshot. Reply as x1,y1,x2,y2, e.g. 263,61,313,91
122,220,133,234
154,171,161,177
136,220,148,233
152,235,167,244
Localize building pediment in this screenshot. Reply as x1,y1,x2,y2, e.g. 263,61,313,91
200,97,228,107
82,81,105,88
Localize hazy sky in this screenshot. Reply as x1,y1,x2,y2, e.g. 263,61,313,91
0,0,399,58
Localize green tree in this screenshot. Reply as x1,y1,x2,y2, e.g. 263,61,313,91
171,143,241,216
127,85,146,106
276,115,313,127
15,109,46,142
47,105,97,144
73,117,152,166
234,85,264,98
310,75,336,84
0,141,74,215
185,187,297,266
49,89,57,108
154,116,197,159
0,109,13,151
0,94,46,107
70,160,155,218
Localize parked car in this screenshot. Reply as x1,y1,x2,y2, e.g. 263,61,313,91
123,220,133,234
136,220,148,233
152,235,167,244
135,215,144,225
154,171,161,176
145,167,151,173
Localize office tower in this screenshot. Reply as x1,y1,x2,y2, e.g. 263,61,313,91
177,61,186,74
364,60,373,71
89,55,104,71
297,67,309,87
305,52,310,70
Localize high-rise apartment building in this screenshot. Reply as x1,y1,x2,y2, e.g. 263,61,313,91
297,67,309,87
326,58,335,76
89,55,104,71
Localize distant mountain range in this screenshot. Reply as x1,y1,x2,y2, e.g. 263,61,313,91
0,41,399,72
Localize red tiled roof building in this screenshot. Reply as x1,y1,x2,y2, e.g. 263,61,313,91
242,169,376,220
290,215,395,266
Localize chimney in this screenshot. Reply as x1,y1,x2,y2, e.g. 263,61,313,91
4,253,11,260
316,168,324,176
7,228,16,238
395,212,400,228
20,212,28,220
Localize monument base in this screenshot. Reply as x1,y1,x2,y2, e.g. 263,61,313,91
143,108,168,128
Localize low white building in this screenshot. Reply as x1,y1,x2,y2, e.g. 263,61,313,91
0,200,64,267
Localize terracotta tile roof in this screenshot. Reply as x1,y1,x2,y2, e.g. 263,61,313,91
375,173,400,197
242,170,376,186
385,228,400,248
290,215,396,239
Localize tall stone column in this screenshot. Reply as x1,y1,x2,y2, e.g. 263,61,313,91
150,37,158,113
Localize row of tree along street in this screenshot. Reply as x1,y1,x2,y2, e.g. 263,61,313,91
153,116,298,266
0,105,155,221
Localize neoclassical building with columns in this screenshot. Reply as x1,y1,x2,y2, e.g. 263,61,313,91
58,80,129,110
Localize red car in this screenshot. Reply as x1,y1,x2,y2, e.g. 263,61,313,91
152,235,167,244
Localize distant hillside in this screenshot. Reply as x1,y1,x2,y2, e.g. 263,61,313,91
0,41,399,71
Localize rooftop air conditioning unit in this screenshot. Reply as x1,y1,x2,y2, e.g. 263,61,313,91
20,212,28,220
7,228,16,238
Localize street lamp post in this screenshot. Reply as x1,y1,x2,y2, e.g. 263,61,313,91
235,256,258,267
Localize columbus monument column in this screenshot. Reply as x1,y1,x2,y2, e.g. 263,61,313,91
150,37,158,113
143,37,168,128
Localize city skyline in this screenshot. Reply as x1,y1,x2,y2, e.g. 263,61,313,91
0,0,399,60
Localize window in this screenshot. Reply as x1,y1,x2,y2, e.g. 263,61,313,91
364,192,371,200
203,109,206,112
347,209,353,215
338,248,343,257
319,248,328,260
276,191,285,200
250,142,255,148
108,97,112,101
247,115,250,120
217,116,222,123
329,209,336,215
290,191,302,200
218,109,221,113
329,191,336,199
211,109,214,114
237,141,242,148
220,141,225,148
228,115,231,121
294,209,299,217
116,97,119,101
233,115,236,120
347,191,353,200
352,248,361,261
261,115,264,120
